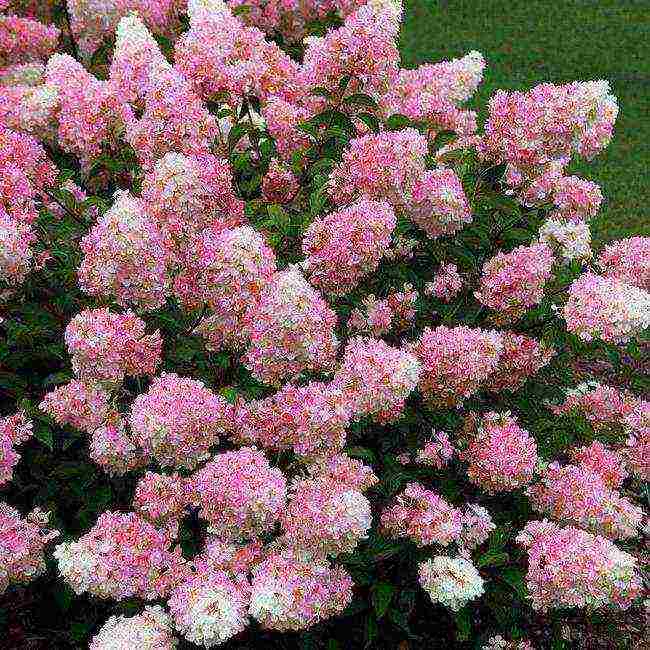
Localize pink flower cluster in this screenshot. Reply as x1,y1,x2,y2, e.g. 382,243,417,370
0,503,58,594
425,263,463,301
485,332,554,393
302,198,396,296
381,482,463,547
516,519,642,611
89,420,146,476
0,13,58,67
415,430,455,469
597,236,650,291
527,462,642,540
241,268,339,385
461,412,538,493
78,191,170,311
249,549,354,632
54,511,186,600
129,372,233,469
411,325,503,406
480,81,618,186
235,382,350,458
0,410,32,485
64,308,162,386
475,243,554,321
189,447,287,541
348,284,418,336
333,336,421,422
563,272,650,343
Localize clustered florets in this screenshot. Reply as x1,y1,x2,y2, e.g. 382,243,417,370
0,0,646,647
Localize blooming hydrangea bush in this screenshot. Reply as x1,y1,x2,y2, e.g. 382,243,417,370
0,1,647,648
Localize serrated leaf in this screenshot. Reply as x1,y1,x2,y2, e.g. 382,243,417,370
343,93,378,108
500,567,528,600
34,425,54,451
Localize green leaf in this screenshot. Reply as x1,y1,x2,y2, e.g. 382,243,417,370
357,112,380,133
346,446,376,464
500,567,528,600
385,113,412,131
371,582,394,618
364,613,378,647
476,550,509,568
34,424,54,451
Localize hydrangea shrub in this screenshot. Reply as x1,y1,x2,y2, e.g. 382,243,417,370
0,0,648,648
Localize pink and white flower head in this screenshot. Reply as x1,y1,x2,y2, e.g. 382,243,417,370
553,381,638,429
64,308,162,386
485,332,554,393
132,471,187,527
563,272,650,343
302,198,396,296
39,380,113,434
44,53,132,168
379,50,484,133
348,285,418,336
597,236,650,291
538,216,592,263
0,14,59,66
109,13,172,106
174,226,276,326
281,475,372,557
242,268,339,385
168,566,250,647
569,441,628,490
408,168,472,239
461,412,538,493
78,191,170,311
623,400,650,481
89,419,147,476
480,81,618,183
411,325,503,406
262,159,299,204
300,4,400,97
129,373,232,470
333,336,421,423
459,504,495,550
516,519,642,611
65,0,180,60
0,410,32,486
54,511,186,600
415,431,455,469
141,152,245,257
482,636,535,650
0,504,58,595
89,606,178,650
235,381,350,458
125,67,218,171
418,555,484,611
329,128,427,209
189,447,286,541
425,263,463,302
475,243,554,321
381,482,463,547
249,550,353,631
0,209,34,286
526,462,642,540
306,453,379,493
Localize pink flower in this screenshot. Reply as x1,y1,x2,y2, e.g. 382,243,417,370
89,606,177,650
0,411,33,486
516,519,642,611
302,198,396,296
598,236,650,291
461,411,538,493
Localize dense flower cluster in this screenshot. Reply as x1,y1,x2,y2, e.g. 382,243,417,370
0,1,647,647
461,412,538,493
563,272,650,343
89,606,178,650
516,520,642,611
0,504,58,594
54,511,186,600
418,555,484,611
302,198,396,295
411,325,503,406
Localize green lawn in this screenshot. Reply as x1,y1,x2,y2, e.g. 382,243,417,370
399,0,650,244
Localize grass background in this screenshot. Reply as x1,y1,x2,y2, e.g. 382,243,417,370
399,0,650,245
